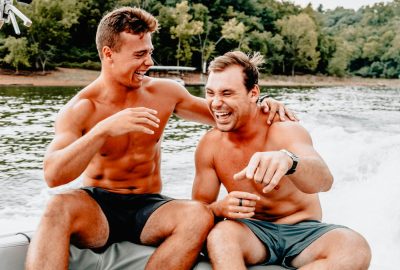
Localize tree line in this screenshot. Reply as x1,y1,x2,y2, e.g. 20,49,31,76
1,0,399,78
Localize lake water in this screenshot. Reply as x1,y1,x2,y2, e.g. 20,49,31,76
0,85,399,269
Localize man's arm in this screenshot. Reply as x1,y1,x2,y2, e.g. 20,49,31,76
44,99,159,187
172,82,296,126
278,122,333,193
192,133,221,204
43,99,105,187
192,133,260,219
173,84,215,126
234,122,333,194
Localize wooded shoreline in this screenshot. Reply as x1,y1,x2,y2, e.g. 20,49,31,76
1,68,399,88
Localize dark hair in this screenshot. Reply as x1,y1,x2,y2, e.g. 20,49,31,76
208,51,264,91
96,7,158,59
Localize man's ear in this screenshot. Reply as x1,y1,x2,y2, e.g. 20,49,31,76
102,46,113,61
248,85,260,103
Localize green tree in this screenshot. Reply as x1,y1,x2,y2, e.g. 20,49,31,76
20,0,84,72
265,34,285,74
0,37,31,73
191,3,213,73
170,1,203,66
327,38,356,77
277,13,320,75
214,17,246,50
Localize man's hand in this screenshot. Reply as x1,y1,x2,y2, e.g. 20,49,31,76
260,97,298,124
95,107,160,137
233,151,293,193
216,191,260,219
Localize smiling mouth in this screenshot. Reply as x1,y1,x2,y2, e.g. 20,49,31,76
214,111,232,121
134,71,146,79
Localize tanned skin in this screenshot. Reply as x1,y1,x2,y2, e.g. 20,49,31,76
25,25,293,269
25,31,218,270
192,65,371,270
24,8,300,266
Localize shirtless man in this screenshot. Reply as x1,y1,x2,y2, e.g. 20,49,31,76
25,8,293,270
192,51,371,269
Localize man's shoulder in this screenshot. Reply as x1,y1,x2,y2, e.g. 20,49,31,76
58,89,96,123
145,76,185,91
198,128,222,147
203,128,222,139
64,88,95,110
269,120,305,132
268,120,311,145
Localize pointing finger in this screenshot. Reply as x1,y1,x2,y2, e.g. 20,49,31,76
233,167,247,181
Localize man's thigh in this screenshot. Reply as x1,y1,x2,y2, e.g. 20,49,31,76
290,228,359,267
215,220,268,265
139,199,207,245
60,189,109,249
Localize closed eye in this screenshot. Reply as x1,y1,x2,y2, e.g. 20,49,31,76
206,89,214,96
135,50,153,58
222,90,233,96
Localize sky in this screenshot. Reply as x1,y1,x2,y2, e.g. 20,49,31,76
291,0,392,10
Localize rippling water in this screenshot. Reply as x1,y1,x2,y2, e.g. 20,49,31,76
0,85,399,269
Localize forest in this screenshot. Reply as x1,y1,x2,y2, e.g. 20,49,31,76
1,0,399,78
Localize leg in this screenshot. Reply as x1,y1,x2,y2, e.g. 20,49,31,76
140,200,214,270
206,220,268,270
291,228,371,270
25,190,109,270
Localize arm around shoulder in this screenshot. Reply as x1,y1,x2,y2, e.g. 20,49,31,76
168,80,214,126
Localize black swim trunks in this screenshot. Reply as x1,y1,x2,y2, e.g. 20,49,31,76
82,187,174,250
236,219,347,269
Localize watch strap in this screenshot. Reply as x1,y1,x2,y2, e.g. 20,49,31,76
280,149,299,175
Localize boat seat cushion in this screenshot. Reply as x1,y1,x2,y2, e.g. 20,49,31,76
0,232,287,270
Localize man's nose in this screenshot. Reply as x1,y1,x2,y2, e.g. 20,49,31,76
145,55,154,66
211,96,223,107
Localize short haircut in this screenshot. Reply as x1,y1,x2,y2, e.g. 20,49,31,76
208,51,264,91
96,7,158,59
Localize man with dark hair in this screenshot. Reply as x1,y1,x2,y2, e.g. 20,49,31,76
193,51,371,269
25,8,293,270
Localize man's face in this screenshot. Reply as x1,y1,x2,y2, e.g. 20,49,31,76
105,31,154,88
205,65,258,132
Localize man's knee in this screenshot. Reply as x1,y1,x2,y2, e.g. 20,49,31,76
42,191,87,226
329,229,371,269
342,230,371,269
179,201,214,232
207,221,240,250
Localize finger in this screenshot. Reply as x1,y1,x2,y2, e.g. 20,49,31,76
261,99,270,113
261,160,278,186
133,117,160,128
279,106,286,121
230,206,256,213
233,167,247,181
246,153,261,179
253,158,268,183
228,211,255,219
139,111,160,123
267,107,277,125
137,126,155,135
285,109,299,122
263,167,286,193
238,199,257,207
230,191,260,201
131,107,158,115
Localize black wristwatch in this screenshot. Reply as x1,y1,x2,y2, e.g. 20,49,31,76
280,149,299,175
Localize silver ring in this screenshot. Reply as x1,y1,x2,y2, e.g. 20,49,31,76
239,198,243,207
